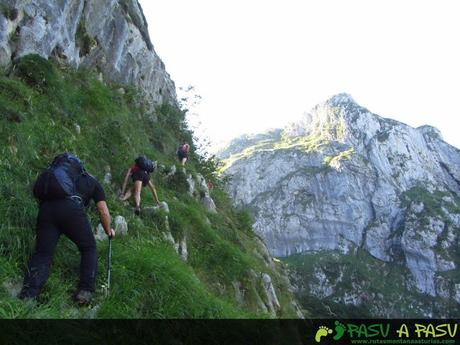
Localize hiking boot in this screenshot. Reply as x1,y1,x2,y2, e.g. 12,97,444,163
74,290,92,305
19,288,38,301
134,206,141,216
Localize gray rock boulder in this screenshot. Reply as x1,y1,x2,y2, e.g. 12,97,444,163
201,195,217,213
3,279,22,298
260,273,281,315
166,164,176,178
186,173,195,196
94,223,107,241
178,237,188,261
95,215,128,240
114,215,128,236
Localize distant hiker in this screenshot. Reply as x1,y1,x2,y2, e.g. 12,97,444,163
207,180,214,190
177,143,190,165
20,153,115,305
119,155,160,215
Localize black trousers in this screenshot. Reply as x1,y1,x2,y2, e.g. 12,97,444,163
22,199,97,298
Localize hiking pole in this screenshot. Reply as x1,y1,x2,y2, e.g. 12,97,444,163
106,235,113,297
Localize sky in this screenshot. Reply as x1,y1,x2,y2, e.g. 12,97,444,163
138,0,460,152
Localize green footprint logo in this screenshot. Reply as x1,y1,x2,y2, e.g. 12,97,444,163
315,326,333,343
333,321,346,341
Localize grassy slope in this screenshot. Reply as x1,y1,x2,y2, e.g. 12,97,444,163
0,55,298,318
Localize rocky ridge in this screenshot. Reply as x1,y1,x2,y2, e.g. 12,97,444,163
0,0,176,107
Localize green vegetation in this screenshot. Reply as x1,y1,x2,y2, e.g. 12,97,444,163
284,249,460,318
400,185,460,269
0,55,298,318
401,185,460,224
274,134,327,152
323,148,354,168
334,116,347,141
76,20,97,56
0,3,17,20
220,133,330,173
220,108,349,173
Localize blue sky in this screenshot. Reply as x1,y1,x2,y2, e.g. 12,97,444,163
139,0,460,151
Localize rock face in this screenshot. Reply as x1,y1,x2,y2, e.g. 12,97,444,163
0,0,176,107
94,223,107,241
114,215,128,236
166,166,218,214
220,93,460,317
95,215,128,240
260,273,281,315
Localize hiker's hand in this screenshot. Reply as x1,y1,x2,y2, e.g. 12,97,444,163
107,228,115,238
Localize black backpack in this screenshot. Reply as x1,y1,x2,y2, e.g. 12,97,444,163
33,153,86,201
135,156,155,173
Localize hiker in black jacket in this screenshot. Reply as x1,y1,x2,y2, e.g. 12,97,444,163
20,153,115,305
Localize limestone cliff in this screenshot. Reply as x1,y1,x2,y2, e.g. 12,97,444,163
0,0,175,106
220,94,460,317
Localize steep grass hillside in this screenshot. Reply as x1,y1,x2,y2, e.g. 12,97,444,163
0,55,300,318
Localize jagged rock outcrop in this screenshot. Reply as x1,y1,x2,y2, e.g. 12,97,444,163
260,273,281,315
230,271,283,317
114,215,128,236
0,0,176,107
201,195,217,213
166,166,218,214
220,93,460,317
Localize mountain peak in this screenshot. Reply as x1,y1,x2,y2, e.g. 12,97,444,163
325,93,356,107
417,125,443,140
